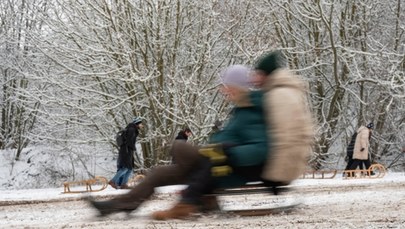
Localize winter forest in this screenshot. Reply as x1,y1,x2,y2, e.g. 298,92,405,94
1,0,404,188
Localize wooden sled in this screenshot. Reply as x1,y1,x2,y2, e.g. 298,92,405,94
63,176,108,194
343,163,386,179
303,163,386,179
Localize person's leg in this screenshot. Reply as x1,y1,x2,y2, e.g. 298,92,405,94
152,163,267,220
343,159,354,176
110,167,127,187
359,161,364,170
363,159,374,175
347,159,361,170
344,159,353,170
152,156,214,220
347,159,361,177
89,141,203,216
364,159,371,169
117,141,203,202
181,157,214,204
118,168,133,188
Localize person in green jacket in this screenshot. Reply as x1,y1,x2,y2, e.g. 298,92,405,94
211,65,269,183
152,64,270,220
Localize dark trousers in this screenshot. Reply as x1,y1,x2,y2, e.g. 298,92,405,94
348,159,371,170
181,163,265,205
344,159,364,171
113,141,206,206
346,159,372,177
181,157,214,204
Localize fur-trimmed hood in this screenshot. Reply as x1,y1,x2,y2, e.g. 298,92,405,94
263,69,308,93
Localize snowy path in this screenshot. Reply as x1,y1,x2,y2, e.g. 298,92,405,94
1,173,404,228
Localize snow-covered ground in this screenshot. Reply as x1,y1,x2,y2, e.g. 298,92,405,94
1,172,404,228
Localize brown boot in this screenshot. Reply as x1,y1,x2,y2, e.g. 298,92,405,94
108,180,117,189
200,196,220,212
87,197,139,217
151,203,199,220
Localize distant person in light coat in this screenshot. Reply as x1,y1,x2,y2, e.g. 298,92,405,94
347,123,374,173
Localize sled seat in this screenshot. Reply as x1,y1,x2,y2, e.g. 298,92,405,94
199,145,290,196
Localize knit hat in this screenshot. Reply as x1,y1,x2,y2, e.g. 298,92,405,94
220,65,251,88
132,117,142,125
366,122,374,129
254,50,285,76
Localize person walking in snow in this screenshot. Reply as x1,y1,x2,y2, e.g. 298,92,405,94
109,117,144,189
347,122,374,174
343,131,364,174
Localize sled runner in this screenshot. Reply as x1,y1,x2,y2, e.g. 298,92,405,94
302,169,337,179
226,203,300,216
206,175,300,216
63,176,108,194
212,183,300,216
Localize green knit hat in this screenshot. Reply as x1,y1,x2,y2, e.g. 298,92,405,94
254,50,285,76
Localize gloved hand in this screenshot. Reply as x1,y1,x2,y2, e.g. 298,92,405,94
360,148,365,152
199,144,227,164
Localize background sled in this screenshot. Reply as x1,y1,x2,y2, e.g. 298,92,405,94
63,176,108,194
303,163,386,179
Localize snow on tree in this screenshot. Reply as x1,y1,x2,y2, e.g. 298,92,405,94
1,0,404,183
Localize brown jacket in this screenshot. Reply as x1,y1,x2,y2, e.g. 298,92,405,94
261,69,314,184
352,126,370,160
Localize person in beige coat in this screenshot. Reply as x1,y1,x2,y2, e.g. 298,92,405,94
253,51,314,186
347,123,374,172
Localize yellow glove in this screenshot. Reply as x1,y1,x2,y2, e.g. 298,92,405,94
211,165,233,177
199,144,227,164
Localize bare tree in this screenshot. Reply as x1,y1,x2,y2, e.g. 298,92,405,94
0,0,49,160
1,0,404,180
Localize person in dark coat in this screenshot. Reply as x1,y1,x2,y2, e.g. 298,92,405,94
109,117,144,189
175,128,192,141
343,132,363,174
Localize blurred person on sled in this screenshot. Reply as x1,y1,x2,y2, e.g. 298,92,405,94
88,52,314,220
152,52,314,220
